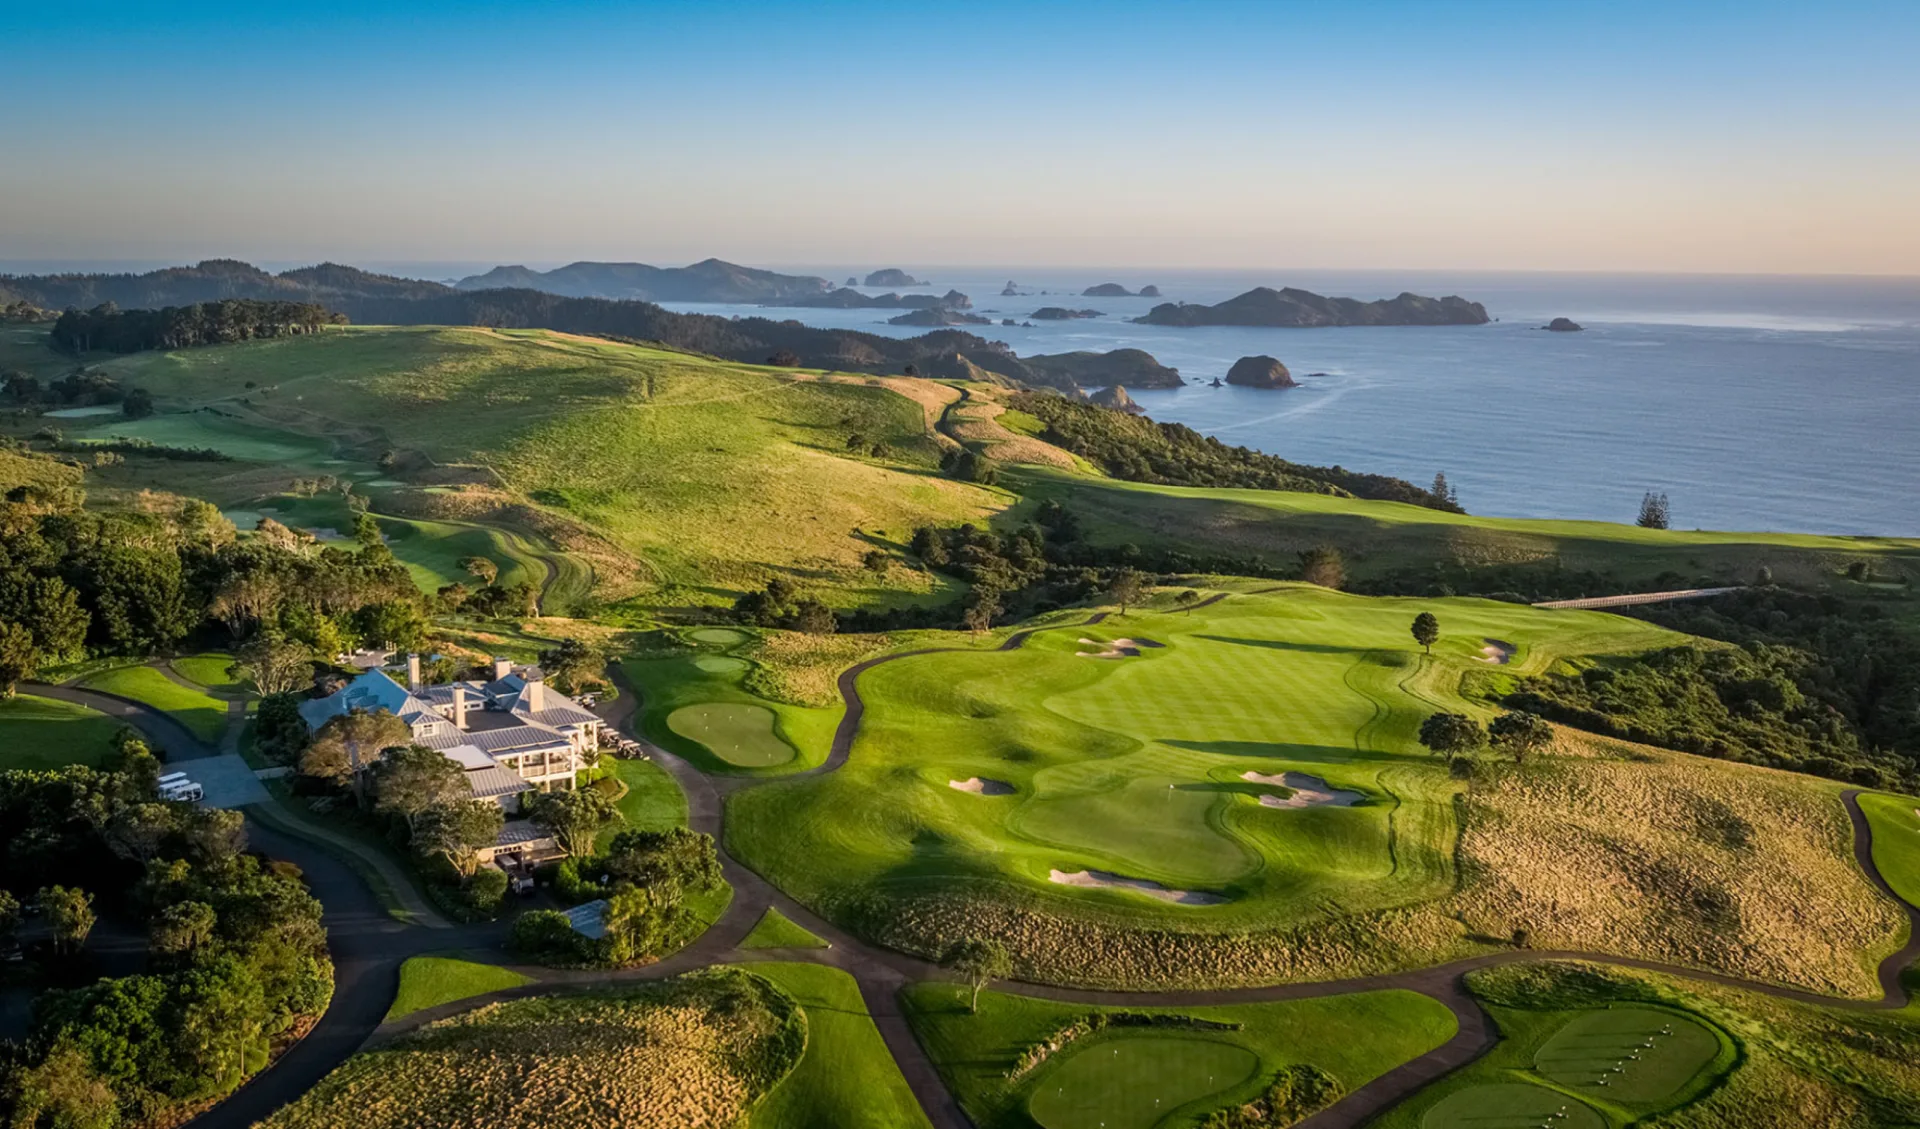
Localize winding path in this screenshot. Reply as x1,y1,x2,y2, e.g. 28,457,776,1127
82,593,1914,1129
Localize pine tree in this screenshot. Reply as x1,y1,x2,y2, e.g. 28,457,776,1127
1637,491,1671,529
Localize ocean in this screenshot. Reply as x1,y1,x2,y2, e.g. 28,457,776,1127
665,269,1920,537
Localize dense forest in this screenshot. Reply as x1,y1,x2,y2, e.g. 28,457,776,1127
1008,391,1460,510
50,300,345,355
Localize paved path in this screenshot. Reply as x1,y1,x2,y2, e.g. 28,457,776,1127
155,588,1920,1129
1532,586,1743,610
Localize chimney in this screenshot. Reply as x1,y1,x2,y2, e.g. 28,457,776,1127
524,673,545,713
407,653,422,692
493,656,513,681
452,684,469,730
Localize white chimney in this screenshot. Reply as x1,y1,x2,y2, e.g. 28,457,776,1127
493,656,513,681
407,653,422,692
452,684,469,730
524,674,545,713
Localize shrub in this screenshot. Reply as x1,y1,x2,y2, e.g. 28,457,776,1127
509,909,584,963
467,867,508,915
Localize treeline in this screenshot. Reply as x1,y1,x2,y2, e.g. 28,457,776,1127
0,486,426,695
3,369,127,409
50,299,345,355
0,755,332,1127
1008,392,1461,511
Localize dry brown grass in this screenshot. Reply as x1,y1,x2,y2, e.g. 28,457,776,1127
1455,732,1902,997
743,630,895,707
945,396,1077,468
263,973,802,1129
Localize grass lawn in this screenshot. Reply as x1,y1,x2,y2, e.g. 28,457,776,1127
1858,791,1920,909
1532,1007,1720,1101
740,907,830,950
903,981,1456,1129
667,703,794,767
1419,1083,1606,1129
597,757,689,849
726,584,1900,994
81,664,228,743
385,955,534,1021
741,962,932,1129
1019,467,1920,591
170,652,246,693
0,694,123,769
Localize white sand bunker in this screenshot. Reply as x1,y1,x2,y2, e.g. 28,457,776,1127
1241,771,1363,808
1478,638,1516,664
949,776,1016,796
1076,637,1163,659
1048,868,1226,906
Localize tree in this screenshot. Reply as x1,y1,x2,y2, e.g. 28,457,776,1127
1488,710,1554,764
372,744,468,834
537,637,603,693
862,549,891,574
150,899,218,960
106,802,177,864
944,938,1012,1013
412,800,504,881
1417,713,1485,758
253,692,311,764
1410,612,1440,655
1298,546,1346,589
459,556,498,586
1106,568,1147,615
0,889,20,950
603,827,722,902
530,787,621,857
357,598,427,651
122,387,155,418
2,1040,119,1129
1175,589,1200,614
40,885,96,953
789,598,837,635
600,885,673,963
1637,491,1671,529
0,619,39,698
1431,471,1459,507
229,631,313,696
962,585,1001,634
302,708,411,790
352,511,382,548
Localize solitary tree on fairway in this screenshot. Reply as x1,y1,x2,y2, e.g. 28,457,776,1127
459,556,498,587
1176,589,1200,614
1418,713,1485,758
945,938,1012,1013
1410,612,1440,654
1106,568,1147,615
1489,710,1555,765
1636,491,1671,529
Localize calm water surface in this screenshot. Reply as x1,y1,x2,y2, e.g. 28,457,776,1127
670,269,1920,536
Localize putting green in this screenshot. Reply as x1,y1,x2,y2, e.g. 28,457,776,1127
1420,1083,1604,1129
694,655,749,674
1534,1007,1719,1102
728,585,1684,957
690,627,748,647
1026,1036,1258,1129
668,703,794,767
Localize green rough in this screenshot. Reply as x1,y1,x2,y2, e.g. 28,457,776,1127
386,955,534,1021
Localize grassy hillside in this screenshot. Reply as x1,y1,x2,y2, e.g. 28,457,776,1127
1019,468,1920,590
726,584,1903,993
68,326,1003,606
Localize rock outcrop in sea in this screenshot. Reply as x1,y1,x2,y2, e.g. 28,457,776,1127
1225,355,1297,388
1543,317,1584,332
1083,282,1136,297
1032,307,1103,320
1089,385,1145,413
865,268,925,287
1137,286,1490,327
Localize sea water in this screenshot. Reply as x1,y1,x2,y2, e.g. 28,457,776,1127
666,269,1920,536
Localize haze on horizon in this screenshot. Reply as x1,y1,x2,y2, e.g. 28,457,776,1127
4,0,1916,276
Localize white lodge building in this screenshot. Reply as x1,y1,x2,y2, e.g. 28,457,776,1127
299,654,602,809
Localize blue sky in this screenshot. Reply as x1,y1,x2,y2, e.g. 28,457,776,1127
3,0,1916,272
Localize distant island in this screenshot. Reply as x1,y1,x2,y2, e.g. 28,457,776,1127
865,268,925,287
1032,307,1104,320
1024,348,1181,389
1089,385,1145,413
452,258,834,303
887,307,990,327
1081,282,1163,298
1000,280,1022,296
1225,355,1297,389
790,288,971,310
1543,317,1585,332
1136,286,1490,327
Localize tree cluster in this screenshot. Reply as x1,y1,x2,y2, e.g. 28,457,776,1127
0,758,331,1128
512,827,723,967
732,577,838,634
50,300,345,356
1008,391,1461,511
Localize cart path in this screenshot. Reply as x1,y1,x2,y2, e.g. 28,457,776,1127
151,588,1919,1129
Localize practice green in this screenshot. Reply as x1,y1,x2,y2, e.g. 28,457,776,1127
667,703,794,766
1026,1036,1258,1129
690,627,748,646
694,655,748,674
1535,1007,1720,1102
1420,1083,1605,1129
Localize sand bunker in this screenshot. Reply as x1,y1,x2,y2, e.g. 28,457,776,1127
1076,636,1164,659
949,776,1016,795
1479,638,1517,664
1241,771,1363,808
1048,868,1226,906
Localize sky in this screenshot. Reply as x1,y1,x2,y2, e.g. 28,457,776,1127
2,0,1917,275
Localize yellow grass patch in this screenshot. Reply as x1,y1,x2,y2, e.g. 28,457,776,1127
744,630,895,707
